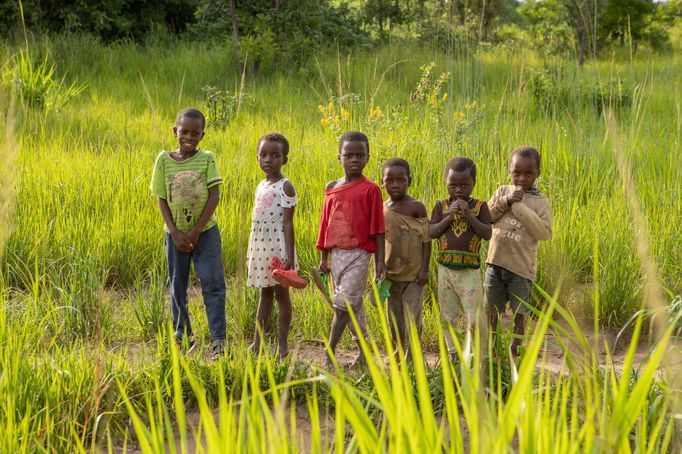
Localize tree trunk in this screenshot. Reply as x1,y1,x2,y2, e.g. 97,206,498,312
228,0,242,74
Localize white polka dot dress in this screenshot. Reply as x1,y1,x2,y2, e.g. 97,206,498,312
247,178,298,288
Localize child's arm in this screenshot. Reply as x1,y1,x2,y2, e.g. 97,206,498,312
510,198,552,241
158,198,193,251
374,233,388,281
282,181,297,270
488,186,514,222
416,202,430,286
186,186,220,247
429,202,455,239
319,249,330,274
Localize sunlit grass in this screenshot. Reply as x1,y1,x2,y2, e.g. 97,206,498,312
0,35,680,451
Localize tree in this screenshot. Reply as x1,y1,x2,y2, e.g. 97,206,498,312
560,0,608,65
599,0,655,49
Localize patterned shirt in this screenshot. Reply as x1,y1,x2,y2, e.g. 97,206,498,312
150,150,222,233
430,197,492,269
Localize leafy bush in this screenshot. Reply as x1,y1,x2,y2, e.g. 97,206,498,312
527,66,631,114
1,50,85,113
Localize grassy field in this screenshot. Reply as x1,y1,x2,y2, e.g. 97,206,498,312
1,34,681,451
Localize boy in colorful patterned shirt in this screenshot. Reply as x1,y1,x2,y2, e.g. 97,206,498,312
430,157,492,356
317,131,387,368
150,108,227,359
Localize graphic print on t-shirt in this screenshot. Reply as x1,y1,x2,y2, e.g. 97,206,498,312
169,170,203,224
327,200,360,249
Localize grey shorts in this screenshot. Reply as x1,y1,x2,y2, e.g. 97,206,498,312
484,264,532,314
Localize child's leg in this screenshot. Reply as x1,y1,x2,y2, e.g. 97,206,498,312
329,248,371,365
437,265,463,355
327,309,350,364
251,286,275,352
274,285,292,357
386,282,407,355
165,232,193,339
459,268,488,358
507,273,532,357
512,312,525,356
402,281,425,361
483,265,507,348
192,226,227,342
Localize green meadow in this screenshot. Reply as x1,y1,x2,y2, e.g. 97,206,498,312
1,34,681,451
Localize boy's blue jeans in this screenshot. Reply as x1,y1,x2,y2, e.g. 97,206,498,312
165,225,226,341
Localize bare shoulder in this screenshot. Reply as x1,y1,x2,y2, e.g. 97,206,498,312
283,179,296,197
325,180,338,190
411,198,428,217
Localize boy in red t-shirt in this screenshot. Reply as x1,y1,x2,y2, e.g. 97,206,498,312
317,131,387,368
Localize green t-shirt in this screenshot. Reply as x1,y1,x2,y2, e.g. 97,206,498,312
150,150,223,233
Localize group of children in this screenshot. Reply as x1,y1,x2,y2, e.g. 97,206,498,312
151,107,552,363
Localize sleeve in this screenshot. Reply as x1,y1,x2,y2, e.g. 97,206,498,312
430,201,443,225
488,186,510,222
477,202,493,225
206,152,223,188
281,181,297,208
368,185,385,236
316,194,331,250
418,218,431,243
150,152,167,199
511,197,552,241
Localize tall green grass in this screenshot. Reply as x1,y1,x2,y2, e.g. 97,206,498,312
0,34,680,451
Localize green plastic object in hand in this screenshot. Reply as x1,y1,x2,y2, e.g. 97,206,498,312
377,278,392,303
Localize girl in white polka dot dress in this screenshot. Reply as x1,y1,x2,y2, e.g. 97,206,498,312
247,133,298,358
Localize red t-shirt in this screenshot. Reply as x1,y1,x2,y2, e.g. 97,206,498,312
316,176,385,253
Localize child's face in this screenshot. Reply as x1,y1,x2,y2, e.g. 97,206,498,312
446,168,475,200
173,116,205,154
510,155,539,190
257,140,287,176
338,141,369,178
382,166,410,201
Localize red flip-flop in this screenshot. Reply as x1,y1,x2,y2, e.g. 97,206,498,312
272,268,308,289
269,256,285,272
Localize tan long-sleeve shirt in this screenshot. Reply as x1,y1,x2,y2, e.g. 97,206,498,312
486,185,552,281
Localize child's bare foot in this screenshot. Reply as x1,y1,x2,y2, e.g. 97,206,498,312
278,348,289,360
351,353,367,369
324,352,335,369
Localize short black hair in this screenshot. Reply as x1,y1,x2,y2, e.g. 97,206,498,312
338,131,369,154
258,132,290,156
445,157,477,179
176,108,206,129
382,158,411,177
510,146,541,172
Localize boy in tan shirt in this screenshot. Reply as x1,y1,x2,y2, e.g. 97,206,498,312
485,146,552,357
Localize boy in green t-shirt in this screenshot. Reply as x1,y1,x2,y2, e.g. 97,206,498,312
150,108,226,359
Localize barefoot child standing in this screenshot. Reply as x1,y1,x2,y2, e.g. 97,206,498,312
429,157,492,357
317,131,387,368
247,133,298,359
485,146,552,358
150,108,227,360
381,158,431,361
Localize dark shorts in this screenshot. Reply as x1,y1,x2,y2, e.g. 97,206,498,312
484,264,532,314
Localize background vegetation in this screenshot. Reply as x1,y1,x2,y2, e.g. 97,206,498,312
0,0,681,451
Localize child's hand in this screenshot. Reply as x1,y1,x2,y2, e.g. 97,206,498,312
185,229,200,250
283,258,295,270
507,190,524,206
453,199,471,217
416,268,428,286
375,262,388,281
318,258,330,275
171,230,194,252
